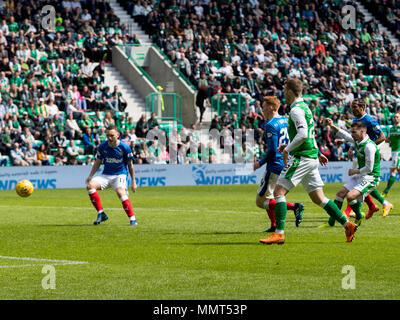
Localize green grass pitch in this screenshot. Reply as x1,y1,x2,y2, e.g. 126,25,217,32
0,183,399,300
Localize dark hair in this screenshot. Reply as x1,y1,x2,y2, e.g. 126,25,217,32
351,99,366,109
351,121,367,129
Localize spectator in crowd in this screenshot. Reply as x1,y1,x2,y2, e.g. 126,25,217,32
66,139,84,165
37,143,51,166
10,142,28,166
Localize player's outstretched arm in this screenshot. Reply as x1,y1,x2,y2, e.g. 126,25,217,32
128,161,137,193
86,158,102,186
325,118,354,143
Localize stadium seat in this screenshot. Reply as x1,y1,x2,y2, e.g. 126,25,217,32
74,140,84,149
0,155,10,166
76,155,87,162
32,140,44,148
48,155,55,165
87,111,96,119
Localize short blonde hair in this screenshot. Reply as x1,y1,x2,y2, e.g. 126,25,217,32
263,96,280,111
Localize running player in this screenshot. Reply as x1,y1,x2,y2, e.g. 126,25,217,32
383,112,400,198
254,96,304,233
86,125,138,226
324,119,381,226
320,99,392,227
259,78,357,245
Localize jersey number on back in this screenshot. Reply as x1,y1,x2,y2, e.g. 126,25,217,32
278,127,289,146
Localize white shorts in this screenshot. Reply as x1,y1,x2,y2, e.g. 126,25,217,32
392,151,400,169
257,171,279,199
91,174,128,191
277,157,324,194
344,174,379,199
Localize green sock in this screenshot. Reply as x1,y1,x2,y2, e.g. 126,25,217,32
384,176,396,194
370,188,385,205
328,198,344,226
349,200,363,220
275,198,287,231
323,199,348,226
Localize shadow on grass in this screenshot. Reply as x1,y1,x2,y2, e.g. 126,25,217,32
183,242,259,246
181,241,340,245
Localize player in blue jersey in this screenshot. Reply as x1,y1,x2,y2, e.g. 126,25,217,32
254,96,305,232
86,125,138,226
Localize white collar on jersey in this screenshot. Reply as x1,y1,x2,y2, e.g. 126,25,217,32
290,97,304,107
356,135,369,146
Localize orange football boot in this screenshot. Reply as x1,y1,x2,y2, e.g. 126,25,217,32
259,233,285,245
345,221,358,242
365,204,379,220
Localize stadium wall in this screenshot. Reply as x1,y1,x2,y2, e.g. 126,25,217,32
0,163,398,190
112,46,158,102
145,46,197,127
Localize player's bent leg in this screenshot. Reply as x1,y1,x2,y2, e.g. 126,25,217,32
364,194,379,218
347,190,365,225
115,187,137,226
320,187,349,228
370,188,386,206
259,184,289,245
310,189,357,242
256,195,276,232
383,168,397,197
87,178,109,225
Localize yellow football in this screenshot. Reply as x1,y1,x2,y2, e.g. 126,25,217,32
16,179,34,198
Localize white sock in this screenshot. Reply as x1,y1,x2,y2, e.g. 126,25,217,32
130,216,136,221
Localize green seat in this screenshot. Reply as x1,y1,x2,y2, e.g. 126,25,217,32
48,155,55,165
86,111,96,118
74,140,84,148
76,155,87,162
363,75,374,82
32,140,44,148
211,60,221,69
0,155,10,166
115,111,126,119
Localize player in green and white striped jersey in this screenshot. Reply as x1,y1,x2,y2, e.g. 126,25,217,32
259,78,358,245
383,112,400,198
324,119,381,225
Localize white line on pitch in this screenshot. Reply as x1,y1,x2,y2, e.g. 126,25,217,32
0,255,89,264
0,262,87,269
0,205,261,215
0,255,88,269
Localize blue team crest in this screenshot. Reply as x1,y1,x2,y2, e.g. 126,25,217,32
192,165,207,185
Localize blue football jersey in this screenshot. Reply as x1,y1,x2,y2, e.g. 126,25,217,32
353,114,382,142
258,116,289,174
96,140,134,175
